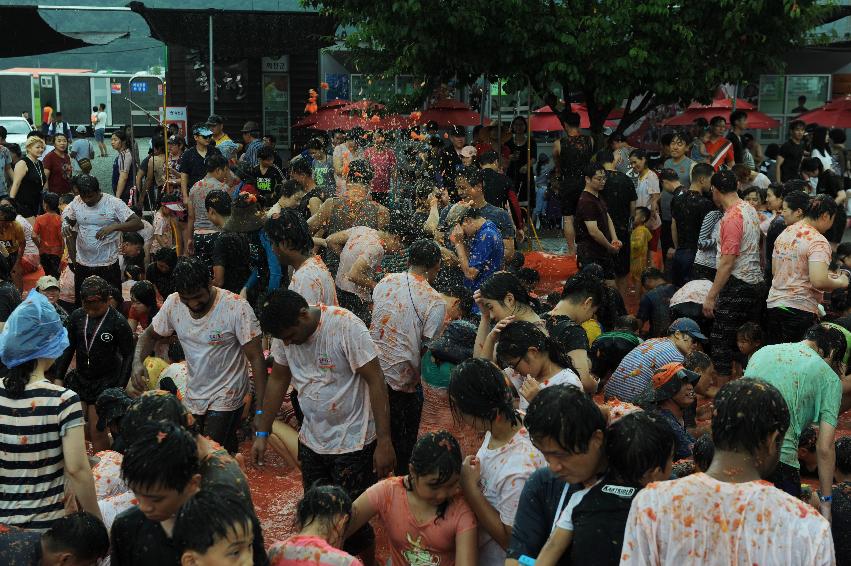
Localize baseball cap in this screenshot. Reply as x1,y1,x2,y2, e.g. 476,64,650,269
75,125,87,134
36,275,60,291
669,317,707,341
207,114,224,125
448,125,466,137
192,124,213,137
652,362,700,403
240,120,260,133
460,145,477,158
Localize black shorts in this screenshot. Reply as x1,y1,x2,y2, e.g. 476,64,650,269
193,405,244,455
65,369,122,405
577,253,616,280
337,287,372,326
73,261,122,307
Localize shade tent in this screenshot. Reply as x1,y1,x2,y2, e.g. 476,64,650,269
530,104,619,131
797,97,851,129
418,100,490,127
0,6,129,57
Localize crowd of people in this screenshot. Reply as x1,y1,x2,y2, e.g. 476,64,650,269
0,105,850,566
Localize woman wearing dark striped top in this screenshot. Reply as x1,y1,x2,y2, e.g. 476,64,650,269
0,290,101,530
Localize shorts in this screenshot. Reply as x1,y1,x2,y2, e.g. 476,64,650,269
73,262,121,307
337,287,372,326
94,128,105,143
193,232,219,272
767,461,801,498
388,385,423,476
65,369,122,405
577,252,616,280
613,227,630,277
765,306,817,345
299,440,377,555
193,405,244,454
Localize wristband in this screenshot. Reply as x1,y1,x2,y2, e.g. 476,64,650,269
255,431,269,438
820,495,833,503
255,410,263,415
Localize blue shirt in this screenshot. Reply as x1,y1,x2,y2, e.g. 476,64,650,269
657,408,695,460
465,220,504,292
604,338,684,402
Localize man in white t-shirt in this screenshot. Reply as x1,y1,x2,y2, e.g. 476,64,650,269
620,378,834,566
370,239,446,475
265,209,337,306
130,257,266,454
252,288,395,559
94,103,108,157
61,174,143,304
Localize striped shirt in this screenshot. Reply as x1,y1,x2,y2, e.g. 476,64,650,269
0,380,84,530
603,338,684,403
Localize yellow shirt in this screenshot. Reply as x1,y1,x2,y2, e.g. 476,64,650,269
214,133,232,145
630,224,653,279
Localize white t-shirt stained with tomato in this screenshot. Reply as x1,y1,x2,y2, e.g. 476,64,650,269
271,305,379,454
152,289,261,415
370,272,446,392
336,226,384,301
619,473,834,566
290,255,338,306
62,194,134,266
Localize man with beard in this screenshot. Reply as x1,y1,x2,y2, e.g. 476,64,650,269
130,257,266,454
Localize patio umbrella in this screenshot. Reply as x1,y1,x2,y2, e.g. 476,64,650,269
293,98,351,128
303,111,370,131
797,97,851,128
663,108,779,129
530,104,619,131
418,99,490,127
340,99,385,112
685,97,755,111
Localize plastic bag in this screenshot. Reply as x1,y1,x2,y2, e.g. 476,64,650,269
0,289,69,368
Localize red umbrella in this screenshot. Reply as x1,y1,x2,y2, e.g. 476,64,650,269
530,104,618,131
686,97,755,111
293,99,352,128
664,108,779,129
797,97,851,128
303,111,370,131
418,99,490,127
340,99,384,112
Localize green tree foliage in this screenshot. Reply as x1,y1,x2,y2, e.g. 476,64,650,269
306,0,834,132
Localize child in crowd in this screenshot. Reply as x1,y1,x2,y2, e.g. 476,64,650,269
449,359,546,565
346,431,478,566
590,315,642,388
173,488,255,566
736,321,764,371
58,192,74,213
127,280,158,335
33,192,63,277
150,194,175,254
630,206,653,294
535,411,675,566
156,340,188,399
268,485,363,566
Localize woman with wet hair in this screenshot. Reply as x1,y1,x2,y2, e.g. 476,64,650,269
473,271,543,358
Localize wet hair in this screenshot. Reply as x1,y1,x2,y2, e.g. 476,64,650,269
615,314,641,333
709,115,726,127
711,379,789,455
205,154,229,172
297,484,352,531
280,179,305,199
479,271,540,311
258,145,276,162
559,272,604,306
439,285,474,320
526,385,606,454
1,357,36,397
606,412,675,486
478,150,499,166
805,193,838,220
684,350,712,373
560,111,581,128
516,267,540,288
408,239,441,269
634,206,650,223
594,149,614,165
307,137,326,151
782,189,811,214
265,209,312,255
584,162,605,180
42,191,60,212
810,324,847,368
404,431,462,521
799,425,817,454
830,128,847,145
131,280,159,318
710,170,738,194
457,165,484,187
173,257,211,295
448,358,519,427
290,159,312,179
456,206,482,224
640,267,666,287
260,289,309,334
80,275,112,301
204,189,231,216
736,321,763,343
122,231,144,248
629,148,648,161
0,204,15,222
153,246,177,269
693,433,715,472
173,488,254,556
496,320,575,374
121,421,200,492
73,174,100,195
346,159,374,184
789,119,806,131
42,512,110,562
837,437,851,475
168,340,185,363
730,110,748,125
111,129,130,149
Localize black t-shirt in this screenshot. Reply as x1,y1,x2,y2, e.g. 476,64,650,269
252,164,285,206
110,507,179,566
543,313,589,352
778,140,804,182
602,170,637,237
570,479,639,566
575,191,611,259
56,307,134,386
0,526,41,565
507,468,575,565
482,168,513,210
212,231,252,294
671,190,716,250
0,280,21,322
178,146,222,189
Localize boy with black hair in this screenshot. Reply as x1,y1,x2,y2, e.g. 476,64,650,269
33,191,63,278
111,422,202,566
637,267,676,338
589,315,642,386
543,273,605,386
252,145,285,207
621,379,833,565
0,511,109,566
451,205,504,294
776,119,807,182
56,275,134,452
206,189,251,294
534,411,675,566
173,488,256,566
266,209,336,306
